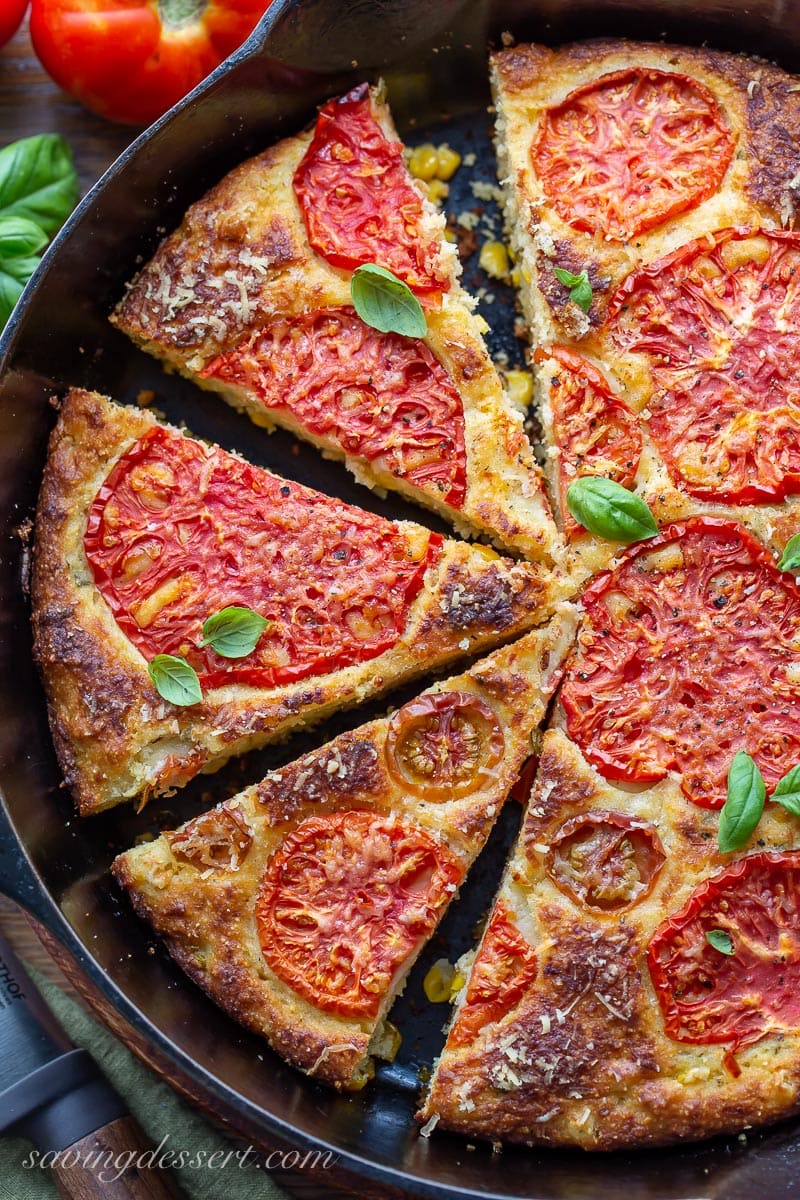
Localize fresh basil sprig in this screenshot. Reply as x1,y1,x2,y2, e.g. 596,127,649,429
0,134,78,327
718,751,765,853
771,763,800,817
0,217,48,259
148,654,203,707
778,533,800,572
553,266,593,313
566,477,658,543
0,134,78,235
351,263,427,338
200,606,269,658
705,929,734,956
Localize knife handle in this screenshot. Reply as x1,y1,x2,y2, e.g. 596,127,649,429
50,1115,184,1200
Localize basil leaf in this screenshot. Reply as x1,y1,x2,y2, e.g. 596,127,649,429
0,135,78,237
0,254,40,325
351,263,427,338
772,763,800,817
0,216,48,258
778,533,800,572
200,606,269,658
718,751,765,852
705,929,734,956
566,477,658,543
553,266,593,313
148,654,203,707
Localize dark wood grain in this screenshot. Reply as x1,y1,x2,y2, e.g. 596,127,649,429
51,1118,186,1200
0,20,134,193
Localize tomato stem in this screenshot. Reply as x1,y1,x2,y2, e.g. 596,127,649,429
158,0,207,31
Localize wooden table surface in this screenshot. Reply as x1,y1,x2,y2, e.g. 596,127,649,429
0,25,368,1200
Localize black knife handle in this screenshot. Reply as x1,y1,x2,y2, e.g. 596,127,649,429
49,1116,185,1200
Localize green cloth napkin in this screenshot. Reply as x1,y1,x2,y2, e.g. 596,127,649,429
0,967,294,1200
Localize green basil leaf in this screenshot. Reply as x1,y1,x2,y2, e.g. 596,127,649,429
351,263,427,337
0,254,40,325
200,605,269,658
778,533,800,572
771,763,800,817
0,216,48,258
0,135,78,237
553,266,593,313
718,751,765,852
705,929,734,956
566,477,658,543
553,267,582,287
148,654,203,707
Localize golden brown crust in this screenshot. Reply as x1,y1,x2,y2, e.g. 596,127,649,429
111,89,563,564
112,614,577,1088
492,39,800,580
31,388,563,816
421,725,800,1148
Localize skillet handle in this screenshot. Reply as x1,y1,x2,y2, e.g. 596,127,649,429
50,1116,184,1200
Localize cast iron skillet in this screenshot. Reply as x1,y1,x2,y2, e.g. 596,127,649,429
5,1,800,1196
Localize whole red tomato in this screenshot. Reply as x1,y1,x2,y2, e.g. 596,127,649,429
0,0,28,44
29,0,272,126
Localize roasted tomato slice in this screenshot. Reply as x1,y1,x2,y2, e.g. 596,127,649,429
648,851,800,1070
539,346,642,538
167,803,253,872
449,901,537,1047
293,84,449,293
560,517,800,808
85,427,440,690
533,68,733,241
385,692,505,801
256,810,463,1017
545,811,665,912
203,307,467,508
607,228,800,504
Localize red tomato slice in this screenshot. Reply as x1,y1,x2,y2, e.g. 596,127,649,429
533,68,733,241
648,851,800,1070
560,517,800,808
607,228,800,503
545,810,665,912
203,307,467,508
450,901,537,1047
385,691,505,801
293,84,449,293
84,426,440,690
538,346,641,538
256,810,463,1017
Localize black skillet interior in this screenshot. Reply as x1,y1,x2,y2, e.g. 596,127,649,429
4,1,800,1196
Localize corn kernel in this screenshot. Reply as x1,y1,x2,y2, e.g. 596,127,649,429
426,179,450,204
479,240,510,280
510,266,521,289
423,958,456,1003
505,369,534,408
444,228,456,242
408,143,439,181
449,970,466,1001
436,144,462,180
